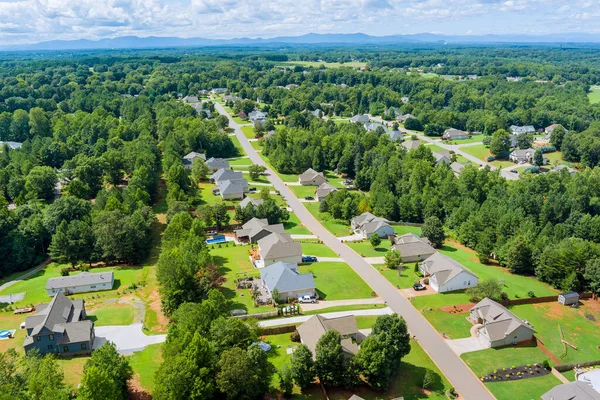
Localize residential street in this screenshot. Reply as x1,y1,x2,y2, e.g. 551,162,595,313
215,102,495,400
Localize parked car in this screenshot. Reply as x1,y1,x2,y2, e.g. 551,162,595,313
304,196,314,200
248,187,257,192
510,169,518,174
298,295,317,303
413,283,426,291
302,256,318,263
207,230,217,235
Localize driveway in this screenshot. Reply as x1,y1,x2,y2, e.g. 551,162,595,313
364,257,385,264
290,234,318,240
447,325,489,355
338,233,365,242
93,323,166,354
300,297,385,312
0,258,51,292
215,102,495,400
258,307,394,327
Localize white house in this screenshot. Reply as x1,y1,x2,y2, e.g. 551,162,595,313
205,157,230,172
350,114,370,124
210,168,249,192
258,232,302,267
350,212,395,239
442,129,469,140
392,233,436,263
260,261,316,302
433,150,451,165
420,252,478,293
470,298,535,348
46,272,114,296
315,182,337,202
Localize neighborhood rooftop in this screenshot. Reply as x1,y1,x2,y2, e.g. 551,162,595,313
470,298,535,342
421,252,478,287
46,271,114,291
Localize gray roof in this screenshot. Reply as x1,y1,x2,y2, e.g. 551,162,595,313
316,182,337,199
218,180,244,195
239,197,264,209
299,168,326,184
364,122,386,132
402,140,422,151
234,217,284,241
26,293,84,336
392,233,436,259
510,148,536,159
421,252,478,286
183,152,206,164
182,96,199,103
210,168,244,183
560,291,579,299
552,165,576,175
542,382,600,400
471,298,535,341
259,232,302,260
443,128,469,138
249,111,268,121
297,315,359,357
510,125,536,135
260,261,315,294
46,271,114,291
387,130,404,141
450,161,470,174
58,320,94,344
352,212,389,228
433,151,451,164
350,114,370,124
0,141,22,150
205,157,230,170
362,220,393,235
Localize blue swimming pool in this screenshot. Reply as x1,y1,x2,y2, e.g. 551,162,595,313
206,235,227,244
0,330,11,338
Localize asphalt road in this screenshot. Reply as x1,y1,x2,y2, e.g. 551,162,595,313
215,102,495,400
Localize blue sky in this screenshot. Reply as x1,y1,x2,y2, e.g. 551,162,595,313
0,0,597,44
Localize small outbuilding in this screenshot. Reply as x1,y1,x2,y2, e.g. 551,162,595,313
558,291,579,306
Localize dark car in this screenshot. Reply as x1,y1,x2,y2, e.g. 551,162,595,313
248,187,257,192
413,283,426,291
302,256,318,263
304,196,314,200
510,169,518,174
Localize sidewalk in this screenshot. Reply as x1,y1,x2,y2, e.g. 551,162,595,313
258,307,394,327
300,297,385,312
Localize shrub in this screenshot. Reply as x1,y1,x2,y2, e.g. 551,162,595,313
80,264,90,272
423,277,429,284
500,292,509,300
539,145,556,153
527,291,536,298
60,268,70,276
523,166,540,174
290,330,301,342
542,360,550,369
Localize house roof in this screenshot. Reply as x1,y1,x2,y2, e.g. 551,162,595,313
560,291,579,299
0,141,22,150
218,180,244,195
545,124,565,134
361,220,393,235
470,298,535,342
387,130,404,141
364,122,386,132
444,128,469,138
260,261,315,294
182,96,199,103
350,114,370,124
541,382,600,400
183,152,206,163
421,252,478,286
296,315,359,356
392,233,436,259
450,161,470,174
552,165,576,174
402,140,422,151
510,125,536,135
210,168,244,182
26,293,81,336
205,157,230,170
239,197,264,209
510,148,536,159
57,320,94,344
299,168,326,184
249,110,268,120
258,232,302,260
433,151,451,164
316,182,337,199
352,212,390,228
46,271,114,290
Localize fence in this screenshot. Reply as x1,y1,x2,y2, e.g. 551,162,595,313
235,311,278,320
261,325,297,336
555,360,600,372
390,221,423,227
499,292,593,307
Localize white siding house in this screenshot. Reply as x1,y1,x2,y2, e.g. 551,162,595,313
420,252,478,293
46,272,114,296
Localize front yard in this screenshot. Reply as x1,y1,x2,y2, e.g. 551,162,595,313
347,240,392,257
304,202,351,237
301,242,338,258
298,262,374,300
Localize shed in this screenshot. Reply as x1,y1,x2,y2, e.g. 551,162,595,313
558,291,579,306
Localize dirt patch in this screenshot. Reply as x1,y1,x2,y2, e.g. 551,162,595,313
531,302,571,321
155,213,167,225
145,290,168,332
440,303,474,314
128,376,152,400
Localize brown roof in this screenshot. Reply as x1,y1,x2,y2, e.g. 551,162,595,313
258,232,302,261
296,315,359,357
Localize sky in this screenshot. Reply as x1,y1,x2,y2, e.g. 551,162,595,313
0,0,598,44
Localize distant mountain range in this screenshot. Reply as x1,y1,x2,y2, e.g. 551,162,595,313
4,32,600,52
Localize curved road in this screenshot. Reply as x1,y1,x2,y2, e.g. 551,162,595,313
215,102,495,400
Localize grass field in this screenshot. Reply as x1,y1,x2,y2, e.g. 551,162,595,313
462,347,562,400
393,225,422,235
462,143,492,161
88,304,136,326
355,316,379,329
284,212,312,235
301,242,338,257
299,262,373,300
347,241,391,257
376,264,421,289
424,144,446,153
229,135,246,156
445,134,486,145
304,202,351,236
589,85,600,104
241,125,256,138
128,343,163,393
303,303,386,315
290,185,317,199
421,309,472,339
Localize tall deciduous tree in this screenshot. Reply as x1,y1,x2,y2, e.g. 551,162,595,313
48,220,94,266
79,342,132,400
290,344,315,390
490,129,510,157
216,345,272,400
422,216,445,248
315,330,346,387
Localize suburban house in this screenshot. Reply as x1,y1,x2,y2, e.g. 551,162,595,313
420,252,478,293
364,122,387,132
183,152,206,169
259,261,316,302
350,114,370,124
205,157,230,172
385,107,401,118
509,125,536,135
450,161,470,176
552,164,576,175
315,182,338,202
234,217,285,243
296,315,360,358
210,88,226,94
470,298,535,348
386,130,404,142
182,95,199,103
264,130,276,140
258,232,303,267
249,111,268,123
399,113,415,122
238,197,264,209
310,109,323,118
401,96,410,103
298,168,327,186
541,382,600,400
442,129,470,140
217,179,245,200
351,212,395,239
46,272,114,296
509,148,548,165
433,150,451,165
0,141,23,150
401,139,422,151
210,168,249,192
545,123,565,135
392,233,436,263
558,291,580,306
23,292,94,356
223,95,242,102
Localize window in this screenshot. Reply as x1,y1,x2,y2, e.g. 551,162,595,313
514,335,518,339
49,334,54,341
47,345,53,350
90,285,96,289
36,336,41,342
81,343,87,350
63,346,69,352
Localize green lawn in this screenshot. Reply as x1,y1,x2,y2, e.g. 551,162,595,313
228,157,252,167
304,202,351,237
589,85,600,104
509,302,600,364
491,159,516,169
376,265,421,289
445,134,486,145
241,126,256,138
88,304,135,326
299,262,373,300
251,140,263,150
279,61,367,69
421,309,472,339
303,304,385,315
283,212,312,235
233,116,249,125
454,154,474,164
393,225,422,236
290,185,317,199
462,347,562,400
462,143,492,161
228,135,247,156
424,144,446,153
128,343,162,393
347,241,391,257
301,242,338,258
355,316,379,329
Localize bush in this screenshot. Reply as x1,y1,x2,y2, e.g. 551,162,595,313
539,145,556,153
523,166,540,174
487,155,495,162
542,360,550,370
527,291,536,298
290,330,301,342
60,268,70,276
80,264,90,272
423,277,429,284
500,292,509,300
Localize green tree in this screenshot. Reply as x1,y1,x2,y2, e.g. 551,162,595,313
28,107,51,137
516,133,533,149
79,342,132,400
584,259,600,295
384,249,402,269
550,125,566,148
279,363,294,397
290,344,315,389
191,158,210,183
216,345,272,400
248,164,267,181
48,220,94,267
25,166,57,200
503,237,534,275
490,129,510,157
23,352,70,400
466,278,503,302
370,234,382,248
315,330,346,387
422,216,445,248
533,149,544,166
213,204,230,229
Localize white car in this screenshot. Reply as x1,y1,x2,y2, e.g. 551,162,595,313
298,295,316,304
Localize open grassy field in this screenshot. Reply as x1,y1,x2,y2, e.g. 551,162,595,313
421,309,472,339
299,262,373,300
128,343,163,393
393,224,422,236
445,134,486,145
284,212,312,235
301,242,338,257
88,304,136,326
228,156,252,167
462,143,492,161
228,135,246,156
304,202,351,236
424,143,445,153
241,125,256,138
303,303,386,315
376,264,421,289
347,240,392,257
589,85,600,104
462,346,562,400
290,185,317,199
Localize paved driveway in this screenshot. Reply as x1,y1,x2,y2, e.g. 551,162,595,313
215,102,495,400
93,323,166,354
447,325,490,355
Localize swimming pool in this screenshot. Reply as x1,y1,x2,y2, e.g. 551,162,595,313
206,235,227,244
577,369,600,393
0,330,11,338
